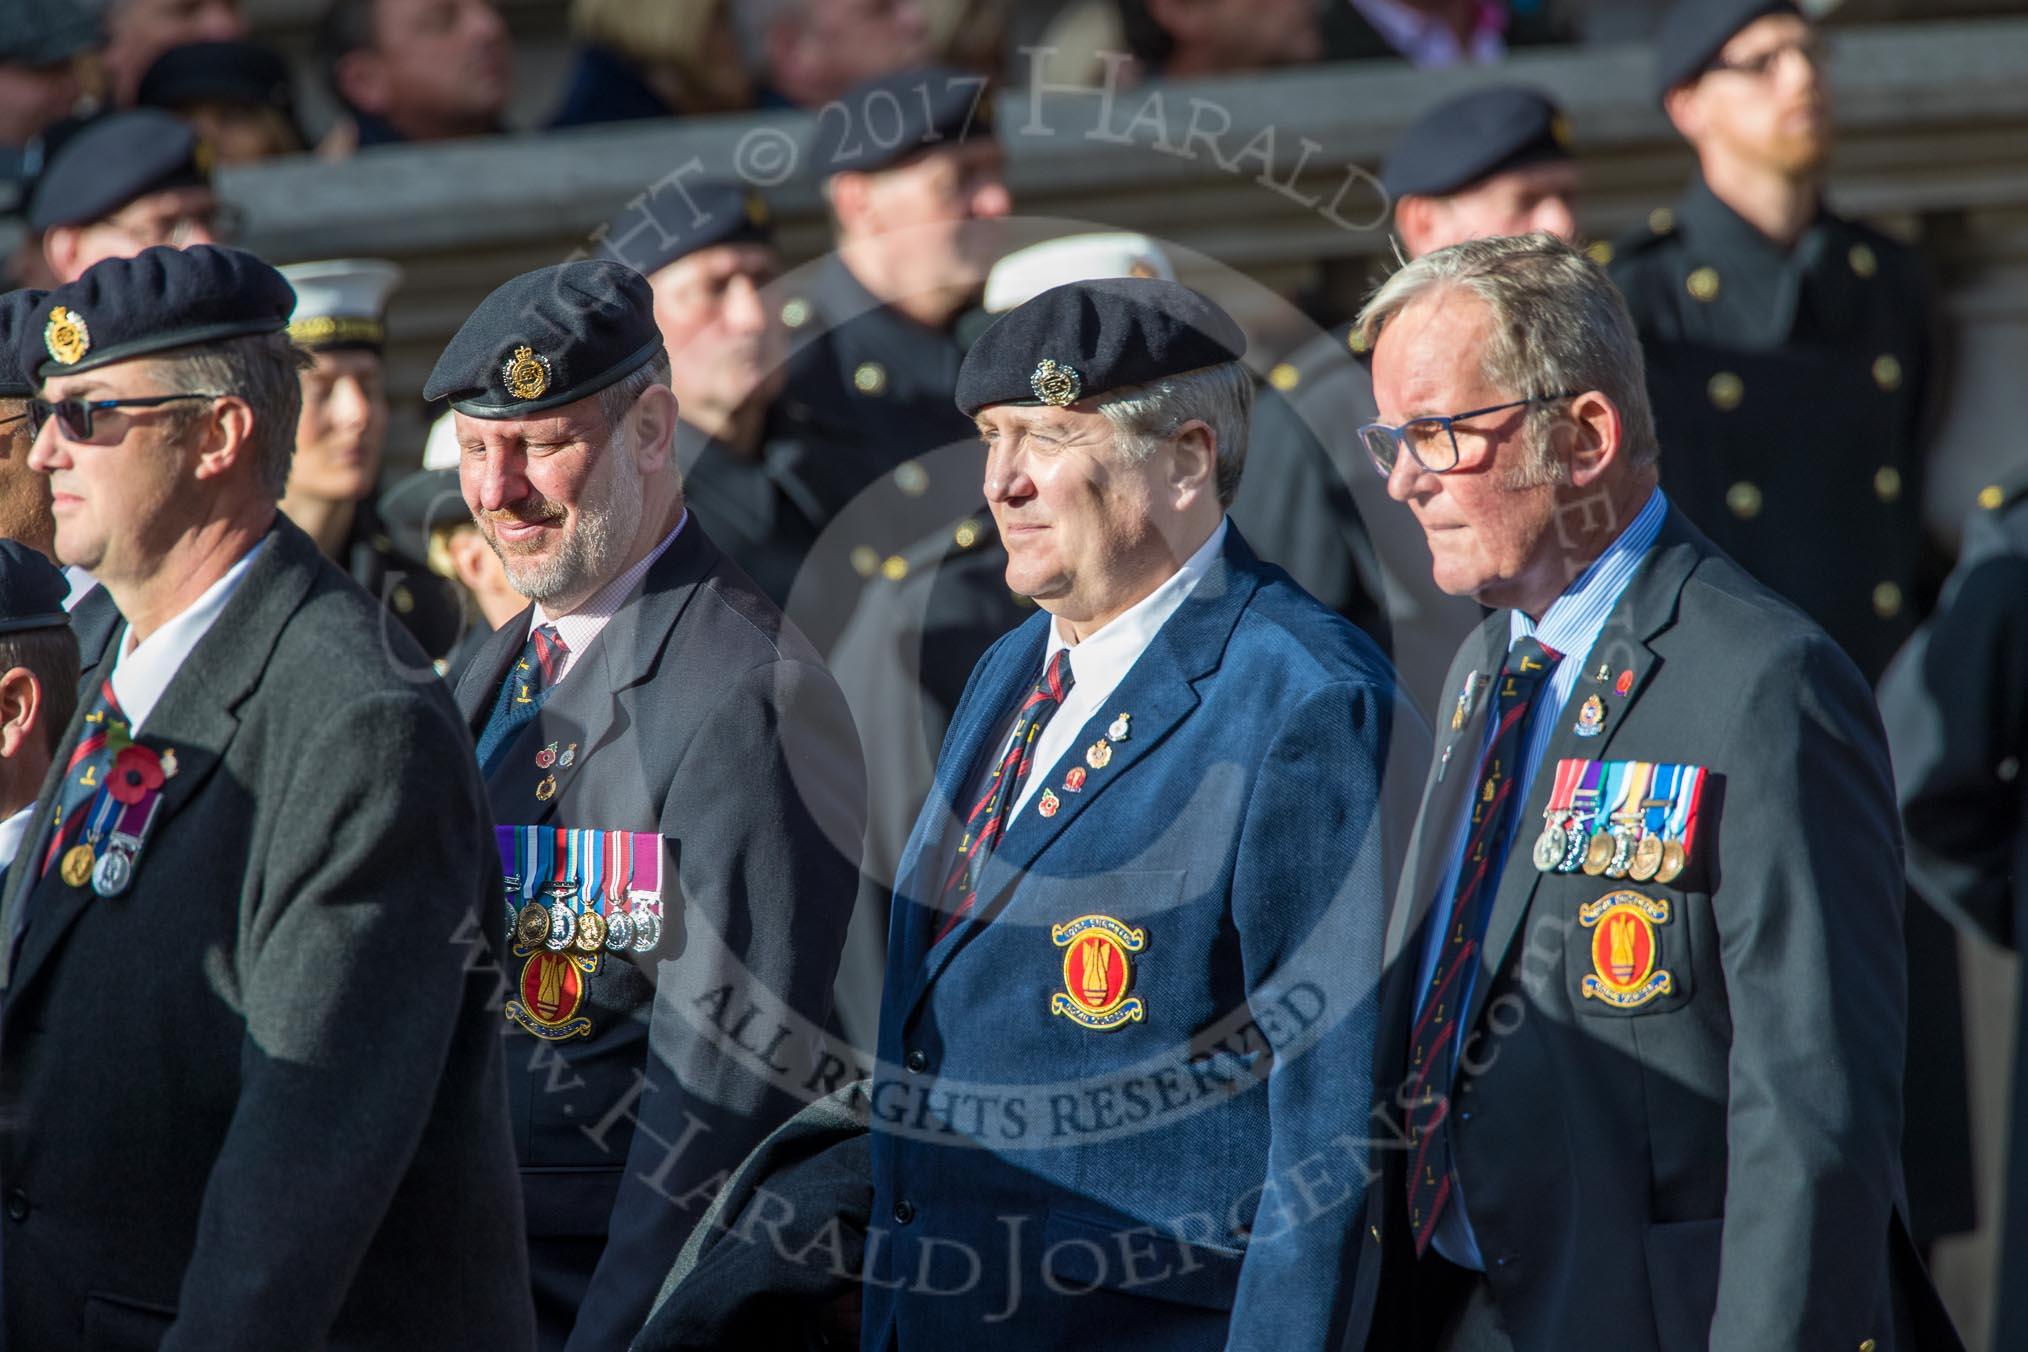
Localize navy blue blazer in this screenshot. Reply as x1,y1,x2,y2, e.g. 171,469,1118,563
864,526,1427,1351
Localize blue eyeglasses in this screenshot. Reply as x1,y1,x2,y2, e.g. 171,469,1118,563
1357,392,1576,475
28,393,228,441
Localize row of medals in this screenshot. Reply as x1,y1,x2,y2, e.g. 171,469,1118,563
1531,811,1686,884
512,890,661,956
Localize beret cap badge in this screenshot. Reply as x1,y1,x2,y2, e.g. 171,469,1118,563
1030,358,1082,407
502,345,552,401
44,307,90,366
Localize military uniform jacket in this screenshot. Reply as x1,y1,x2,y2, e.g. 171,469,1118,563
341,498,467,665
674,417,824,610
452,520,866,1352
1364,508,1957,1351
865,528,1426,1352
0,518,534,1352
1609,174,1938,683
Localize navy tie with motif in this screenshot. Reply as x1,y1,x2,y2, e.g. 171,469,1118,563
39,678,126,880
932,647,1076,948
476,623,568,777
1404,635,1560,1254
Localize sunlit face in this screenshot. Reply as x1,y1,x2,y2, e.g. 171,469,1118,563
978,400,1184,629
1404,161,1583,258
26,360,211,583
289,348,386,505
0,400,56,560
51,186,222,283
1368,288,1564,611
851,141,1012,301
649,243,783,426
456,394,644,606
1671,13,1831,177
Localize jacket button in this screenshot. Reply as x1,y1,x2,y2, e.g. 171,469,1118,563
892,1199,916,1225
905,1048,928,1074
5,1190,28,1222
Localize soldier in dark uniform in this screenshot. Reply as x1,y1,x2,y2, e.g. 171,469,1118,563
591,179,826,608
28,107,230,285
1611,0,1973,1251
278,258,464,664
1233,85,1582,714
1880,473,2028,1346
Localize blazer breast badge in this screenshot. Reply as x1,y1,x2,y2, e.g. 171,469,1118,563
1049,914,1146,1031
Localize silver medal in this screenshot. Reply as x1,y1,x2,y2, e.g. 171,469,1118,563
90,844,134,897
630,912,662,953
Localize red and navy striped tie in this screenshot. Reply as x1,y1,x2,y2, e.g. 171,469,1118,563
1404,635,1561,1254
39,678,126,879
932,648,1076,949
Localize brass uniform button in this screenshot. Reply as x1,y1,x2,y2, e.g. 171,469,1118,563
1872,354,1903,392
1584,239,1614,266
1346,328,1369,355
953,518,981,549
1860,1339,1877,1352
853,361,887,395
1979,484,2006,510
881,555,909,581
1268,362,1300,392
1849,244,1878,278
893,461,929,496
1725,481,1763,520
1872,466,1901,503
1648,207,1675,235
780,298,811,329
392,583,415,614
1685,266,1720,302
849,545,879,577
1872,581,1903,619
372,532,393,551
1707,371,1744,411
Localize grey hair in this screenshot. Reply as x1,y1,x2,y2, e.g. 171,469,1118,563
1096,360,1253,507
154,332,311,499
1352,232,1659,479
597,347,672,433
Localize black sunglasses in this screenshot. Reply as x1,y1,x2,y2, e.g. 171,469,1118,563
28,393,226,441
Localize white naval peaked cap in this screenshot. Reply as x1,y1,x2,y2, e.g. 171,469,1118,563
422,408,461,471
982,233,1177,314
280,258,404,349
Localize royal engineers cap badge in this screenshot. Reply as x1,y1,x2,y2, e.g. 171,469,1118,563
1030,358,1082,407
1050,914,1146,1030
45,306,90,365
502,344,552,401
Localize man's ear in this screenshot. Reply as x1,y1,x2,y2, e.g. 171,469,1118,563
1662,83,1703,143
626,384,680,474
41,225,82,282
1393,195,1440,260
1165,418,1219,507
1559,390,1624,488
0,665,41,761
190,395,258,483
828,171,873,237
333,48,389,117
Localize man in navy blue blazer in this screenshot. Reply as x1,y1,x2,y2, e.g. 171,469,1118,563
863,277,1428,1350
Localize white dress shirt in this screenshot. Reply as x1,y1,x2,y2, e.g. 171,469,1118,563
0,804,35,875
528,510,687,685
110,538,268,733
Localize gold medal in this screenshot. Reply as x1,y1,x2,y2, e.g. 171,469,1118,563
1629,834,1665,882
1581,830,1614,876
514,902,550,951
1655,840,1688,884
60,843,95,888
575,910,607,954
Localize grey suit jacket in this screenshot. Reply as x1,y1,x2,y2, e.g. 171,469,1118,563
453,518,866,1352
1363,508,1957,1351
0,516,534,1352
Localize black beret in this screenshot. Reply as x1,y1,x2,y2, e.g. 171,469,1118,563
24,245,294,380
1654,0,1801,101
137,40,300,121
956,277,1246,417
0,540,72,636
0,289,49,398
810,66,997,177
1381,87,1572,200
424,260,661,419
1,0,102,68
28,109,209,232
594,180,775,279
379,467,470,563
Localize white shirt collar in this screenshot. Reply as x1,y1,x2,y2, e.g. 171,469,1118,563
110,537,268,733
528,509,688,685
0,804,35,873
60,565,97,612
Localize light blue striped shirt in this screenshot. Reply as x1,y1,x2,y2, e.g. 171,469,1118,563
1417,486,1668,1267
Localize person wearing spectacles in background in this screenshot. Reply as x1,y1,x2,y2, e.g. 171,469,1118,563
1609,0,1976,1263
28,108,239,285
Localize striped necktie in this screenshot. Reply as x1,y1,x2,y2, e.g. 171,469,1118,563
476,623,568,777
931,647,1076,949
1404,634,1561,1254
39,678,126,879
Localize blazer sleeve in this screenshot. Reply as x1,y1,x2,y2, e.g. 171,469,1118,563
1707,634,1908,1347
565,656,867,1352
160,689,511,1351
1223,676,1417,1352
1878,530,2028,949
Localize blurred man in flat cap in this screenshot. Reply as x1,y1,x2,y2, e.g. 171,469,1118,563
31,107,233,284
1611,0,1974,1255
279,257,463,663
0,245,531,1349
1235,86,1582,718
862,276,1422,1349
100,0,245,107
0,542,76,893
137,38,306,164
430,259,866,1351
594,180,826,607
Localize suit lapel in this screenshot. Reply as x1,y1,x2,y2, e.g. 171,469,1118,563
3,519,318,998
454,602,534,735
1456,515,1702,1047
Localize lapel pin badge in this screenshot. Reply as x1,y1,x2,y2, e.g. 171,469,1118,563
1064,766,1087,793
1086,740,1112,770
1107,712,1131,742
1038,788,1061,818
1615,670,1634,697
1575,695,1606,738
535,773,558,801
536,742,558,770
